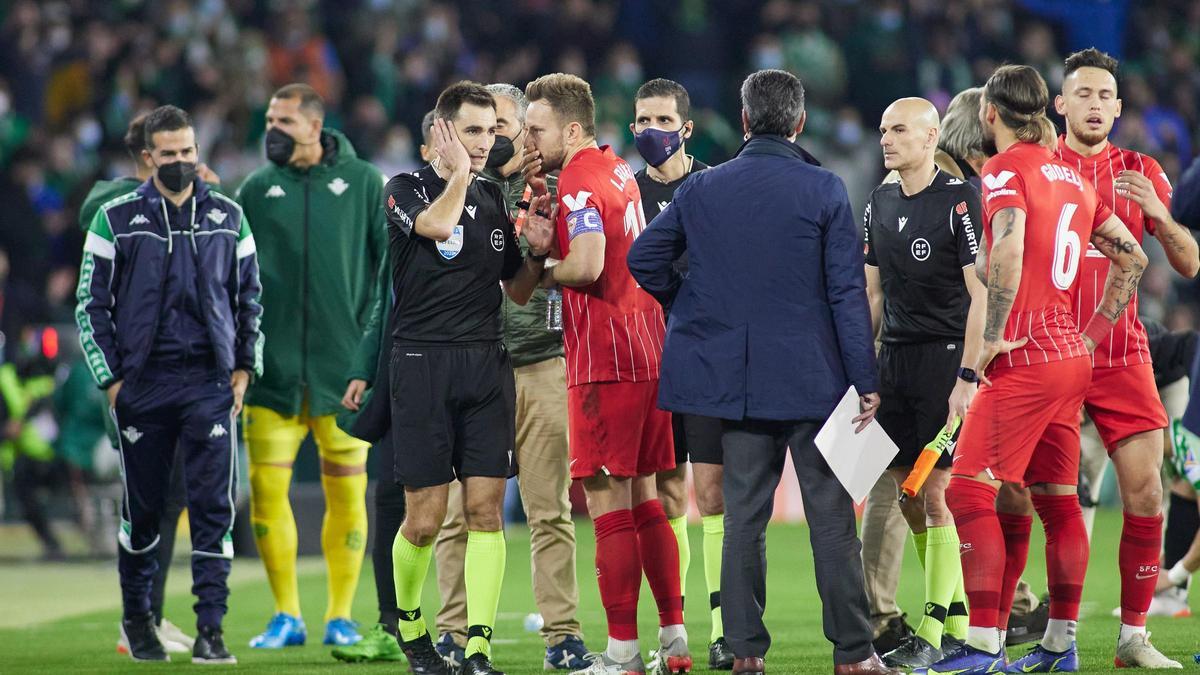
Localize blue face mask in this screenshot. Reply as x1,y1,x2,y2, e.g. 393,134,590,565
634,126,686,167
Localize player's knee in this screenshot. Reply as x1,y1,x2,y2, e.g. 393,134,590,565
995,483,1033,514
249,462,293,501
696,489,724,517
400,516,441,546
463,501,502,531
1123,479,1163,516
898,495,927,528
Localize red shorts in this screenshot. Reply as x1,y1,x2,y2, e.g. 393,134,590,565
953,357,1091,486
1086,364,1168,451
567,379,675,479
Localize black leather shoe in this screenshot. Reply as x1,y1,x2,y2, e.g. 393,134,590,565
709,637,736,670
1006,602,1049,646
121,613,168,662
462,652,505,675
882,634,941,669
402,633,453,674
192,625,237,664
871,614,914,656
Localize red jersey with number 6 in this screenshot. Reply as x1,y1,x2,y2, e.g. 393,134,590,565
1054,137,1172,368
980,141,1113,370
555,145,665,387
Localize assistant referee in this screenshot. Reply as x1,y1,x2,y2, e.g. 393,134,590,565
382,81,554,675
862,98,986,669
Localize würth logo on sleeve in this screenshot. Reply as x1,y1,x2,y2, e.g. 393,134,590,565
955,201,969,215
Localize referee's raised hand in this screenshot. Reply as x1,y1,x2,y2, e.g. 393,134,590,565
524,193,556,256
433,117,470,175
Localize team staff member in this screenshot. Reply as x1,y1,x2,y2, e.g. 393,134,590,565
81,112,210,657
432,84,590,671
384,81,553,675
629,77,731,670
863,98,984,670
236,83,388,649
329,110,438,665
523,73,689,675
76,105,263,664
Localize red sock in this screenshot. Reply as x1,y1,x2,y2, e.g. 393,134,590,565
946,477,1004,628
594,509,642,640
1118,511,1163,626
1031,494,1089,621
632,499,684,626
996,512,1032,630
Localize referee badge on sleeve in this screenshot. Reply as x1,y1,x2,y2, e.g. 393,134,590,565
436,225,464,260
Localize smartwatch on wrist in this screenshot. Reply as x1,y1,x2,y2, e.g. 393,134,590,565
957,367,978,383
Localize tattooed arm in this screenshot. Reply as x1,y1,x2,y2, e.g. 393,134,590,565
1116,169,1199,278
973,207,1029,380
1083,214,1150,351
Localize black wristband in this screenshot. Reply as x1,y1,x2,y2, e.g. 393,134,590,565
957,366,978,383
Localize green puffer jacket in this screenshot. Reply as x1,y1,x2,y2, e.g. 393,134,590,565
477,168,563,368
236,128,387,417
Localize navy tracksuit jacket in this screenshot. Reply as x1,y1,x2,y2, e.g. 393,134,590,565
76,177,263,628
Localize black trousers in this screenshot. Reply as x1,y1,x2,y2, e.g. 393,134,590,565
112,362,236,630
151,448,188,624
720,418,874,665
372,433,406,628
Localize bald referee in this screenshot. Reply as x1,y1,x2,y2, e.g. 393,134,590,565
862,98,986,670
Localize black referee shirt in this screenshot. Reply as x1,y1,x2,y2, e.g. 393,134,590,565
384,165,522,344
863,169,981,345
636,158,709,299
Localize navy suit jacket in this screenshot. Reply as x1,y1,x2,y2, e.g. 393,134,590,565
627,135,877,422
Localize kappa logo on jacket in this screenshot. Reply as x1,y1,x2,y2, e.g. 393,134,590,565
265,185,286,198
209,423,228,438
328,177,349,196
130,214,150,226
206,210,227,225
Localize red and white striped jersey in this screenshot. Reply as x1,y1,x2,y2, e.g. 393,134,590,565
980,142,1112,370
555,145,665,387
1055,136,1172,368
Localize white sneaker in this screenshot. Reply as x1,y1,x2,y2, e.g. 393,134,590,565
647,636,693,675
571,651,647,675
1147,587,1192,618
159,618,195,653
1114,632,1183,669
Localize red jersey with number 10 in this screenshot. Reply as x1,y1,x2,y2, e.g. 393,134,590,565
555,145,665,387
980,142,1113,370
1054,137,1172,368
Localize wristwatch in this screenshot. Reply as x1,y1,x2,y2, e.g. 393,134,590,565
957,367,978,383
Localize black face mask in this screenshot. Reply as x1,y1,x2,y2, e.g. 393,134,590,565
157,161,197,193
266,126,296,166
486,133,516,169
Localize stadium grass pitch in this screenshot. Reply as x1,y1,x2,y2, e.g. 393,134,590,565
1,509,1196,673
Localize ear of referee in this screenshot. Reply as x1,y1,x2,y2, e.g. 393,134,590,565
627,70,889,675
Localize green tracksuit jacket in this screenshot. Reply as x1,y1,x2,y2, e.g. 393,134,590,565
236,128,387,417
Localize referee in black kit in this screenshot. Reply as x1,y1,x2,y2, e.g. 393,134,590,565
862,98,986,669
381,81,554,675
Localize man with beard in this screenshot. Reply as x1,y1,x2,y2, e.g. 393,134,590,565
237,83,388,649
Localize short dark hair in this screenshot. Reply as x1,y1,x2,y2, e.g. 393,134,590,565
635,78,690,119
420,110,436,145
525,73,597,137
435,81,496,122
142,105,192,150
124,112,149,158
741,69,805,137
272,83,325,118
1064,48,1119,80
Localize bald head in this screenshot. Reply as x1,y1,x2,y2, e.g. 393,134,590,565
880,97,940,174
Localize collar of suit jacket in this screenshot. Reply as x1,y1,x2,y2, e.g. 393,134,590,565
734,134,822,166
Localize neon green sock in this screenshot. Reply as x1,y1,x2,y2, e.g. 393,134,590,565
915,526,963,645
912,529,928,569
702,514,725,642
945,573,968,640
668,515,690,601
392,532,432,642
464,530,506,658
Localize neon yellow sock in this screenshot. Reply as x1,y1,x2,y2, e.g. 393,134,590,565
946,570,968,640
668,515,691,600
392,532,433,642
464,530,507,658
320,472,368,622
702,514,724,642
250,463,301,616
912,529,928,569
916,526,961,645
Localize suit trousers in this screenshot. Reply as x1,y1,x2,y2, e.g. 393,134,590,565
721,418,875,665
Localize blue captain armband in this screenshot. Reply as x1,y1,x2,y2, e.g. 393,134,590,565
566,207,604,240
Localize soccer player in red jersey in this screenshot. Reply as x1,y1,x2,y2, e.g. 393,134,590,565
927,65,1148,675
521,73,689,675
992,48,1200,669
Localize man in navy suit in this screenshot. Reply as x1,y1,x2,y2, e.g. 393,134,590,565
628,69,893,675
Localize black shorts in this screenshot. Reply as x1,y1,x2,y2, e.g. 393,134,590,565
389,342,516,488
876,340,962,469
671,413,724,465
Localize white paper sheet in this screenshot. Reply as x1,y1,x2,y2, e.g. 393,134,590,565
814,385,900,504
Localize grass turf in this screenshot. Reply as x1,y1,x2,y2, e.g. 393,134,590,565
1,509,1197,673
